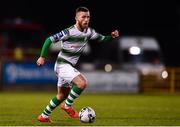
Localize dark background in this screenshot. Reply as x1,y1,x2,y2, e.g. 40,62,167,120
0,0,179,66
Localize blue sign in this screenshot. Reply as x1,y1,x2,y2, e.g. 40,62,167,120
3,61,57,85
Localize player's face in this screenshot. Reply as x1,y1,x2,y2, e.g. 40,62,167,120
76,11,90,30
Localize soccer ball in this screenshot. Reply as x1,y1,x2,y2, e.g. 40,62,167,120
79,107,96,123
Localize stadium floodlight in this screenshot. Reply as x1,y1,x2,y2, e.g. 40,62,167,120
104,64,112,72
129,46,141,55
161,70,168,79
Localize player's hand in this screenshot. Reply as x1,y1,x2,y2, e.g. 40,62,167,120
111,30,119,38
36,57,45,66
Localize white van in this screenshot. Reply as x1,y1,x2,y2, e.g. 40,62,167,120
118,36,168,79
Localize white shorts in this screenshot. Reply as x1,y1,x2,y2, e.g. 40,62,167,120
54,63,80,87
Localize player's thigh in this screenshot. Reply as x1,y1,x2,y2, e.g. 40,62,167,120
72,74,87,89
55,63,80,84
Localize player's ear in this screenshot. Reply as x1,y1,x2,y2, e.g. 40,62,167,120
75,13,79,21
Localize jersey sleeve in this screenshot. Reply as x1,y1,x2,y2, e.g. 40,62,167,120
89,28,113,43
40,37,52,58
49,29,69,43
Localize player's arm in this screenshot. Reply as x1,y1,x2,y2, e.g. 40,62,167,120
37,38,52,66
90,29,119,43
37,29,69,66
96,35,112,42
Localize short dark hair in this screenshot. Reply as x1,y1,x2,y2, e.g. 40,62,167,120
76,6,89,14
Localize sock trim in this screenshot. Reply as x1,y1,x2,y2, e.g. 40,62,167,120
52,96,61,106
65,100,72,106
72,85,83,95
46,105,53,112
50,100,56,107
71,89,79,97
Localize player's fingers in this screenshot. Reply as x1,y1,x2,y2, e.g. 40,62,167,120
37,61,41,66
116,32,119,37
115,31,119,37
37,62,40,66
115,30,118,34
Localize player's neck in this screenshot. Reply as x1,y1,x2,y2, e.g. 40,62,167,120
75,24,86,32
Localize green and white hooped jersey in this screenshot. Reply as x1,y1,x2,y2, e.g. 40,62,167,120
50,25,106,66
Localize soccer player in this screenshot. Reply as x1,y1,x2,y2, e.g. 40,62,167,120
37,6,119,122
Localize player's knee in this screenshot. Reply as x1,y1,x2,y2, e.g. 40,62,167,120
82,82,87,89
78,80,87,89
56,93,67,101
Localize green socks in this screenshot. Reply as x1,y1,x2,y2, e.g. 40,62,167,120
41,85,84,117
41,96,61,117
65,85,84,107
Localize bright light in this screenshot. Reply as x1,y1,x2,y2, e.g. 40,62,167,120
162,70,168,79
104,64,112,72
129,46,141,55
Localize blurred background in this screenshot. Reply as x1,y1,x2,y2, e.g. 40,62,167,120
0,0,180,93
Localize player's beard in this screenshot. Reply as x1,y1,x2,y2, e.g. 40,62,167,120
76,20,89,31
83,22,89,27
80,22,89,29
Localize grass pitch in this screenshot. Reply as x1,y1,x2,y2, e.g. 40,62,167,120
0,91,180,126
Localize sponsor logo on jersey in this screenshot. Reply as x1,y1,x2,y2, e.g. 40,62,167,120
52,31,64,42
70,45,82,48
